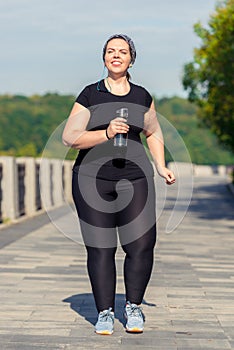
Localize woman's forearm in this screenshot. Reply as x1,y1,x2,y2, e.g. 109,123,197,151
146,132,176,184
63,129,108,149
146,131,166,169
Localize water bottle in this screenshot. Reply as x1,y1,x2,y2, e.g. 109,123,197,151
114,107,128,147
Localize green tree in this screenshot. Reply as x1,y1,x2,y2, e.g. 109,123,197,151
182,0,234,153
1,93,234,164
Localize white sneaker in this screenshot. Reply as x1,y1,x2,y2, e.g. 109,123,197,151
124,301,145,333
95,307,114,335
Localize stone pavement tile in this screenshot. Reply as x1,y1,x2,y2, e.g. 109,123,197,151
1,344,65,350
7,335,94,346
222,327,234,339
0,210,52,249
173,325,226,337
175,330,227,340
121,334,177,348
0,321,23,330
64,346,120,350
0,309,33,320
216,315,234,327
177,348,227,350
176,338,232,349
63,347,117,350
0,327,70,337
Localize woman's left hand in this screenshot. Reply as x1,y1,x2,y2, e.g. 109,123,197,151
156,166,176,185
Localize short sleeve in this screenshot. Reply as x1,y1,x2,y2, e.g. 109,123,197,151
145,89,153,108
75,86,91,108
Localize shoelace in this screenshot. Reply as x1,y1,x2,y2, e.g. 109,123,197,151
127,304,143,318
99,307,113,322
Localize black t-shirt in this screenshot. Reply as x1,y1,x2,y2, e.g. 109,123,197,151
73,79,154,180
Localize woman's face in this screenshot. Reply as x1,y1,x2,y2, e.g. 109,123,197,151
104,38,132,75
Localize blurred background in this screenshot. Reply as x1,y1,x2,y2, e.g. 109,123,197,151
0,0,233,166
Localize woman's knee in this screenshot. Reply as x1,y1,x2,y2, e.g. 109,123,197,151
122,226,156,256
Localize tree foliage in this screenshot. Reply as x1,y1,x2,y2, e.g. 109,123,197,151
0,93,74,157
0,93,234,165
156,96,234,165
182,0,234,153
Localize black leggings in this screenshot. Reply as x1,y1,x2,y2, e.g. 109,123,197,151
72,172,157,312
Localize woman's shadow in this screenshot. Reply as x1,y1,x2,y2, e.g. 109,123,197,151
63,293,156,326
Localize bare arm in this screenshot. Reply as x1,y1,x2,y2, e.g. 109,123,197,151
62,103,108,149
143,101,175,185
62,102,129,149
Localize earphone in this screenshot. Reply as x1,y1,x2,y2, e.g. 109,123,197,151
97,65,107,91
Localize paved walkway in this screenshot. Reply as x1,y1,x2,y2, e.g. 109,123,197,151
0,176,234,350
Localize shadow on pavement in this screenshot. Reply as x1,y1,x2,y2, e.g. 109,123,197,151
63,293,156,326
188,182,234,221
163,181,234,222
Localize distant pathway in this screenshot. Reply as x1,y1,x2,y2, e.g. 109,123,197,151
0,175,233,349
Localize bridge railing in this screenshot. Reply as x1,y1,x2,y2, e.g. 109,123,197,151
0,156,231,225
0,156,73,224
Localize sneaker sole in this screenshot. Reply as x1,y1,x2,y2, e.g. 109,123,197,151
95,330,113,335
126,327,143,333
124,312,144,333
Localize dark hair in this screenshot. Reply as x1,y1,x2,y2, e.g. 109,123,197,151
126,71,131,81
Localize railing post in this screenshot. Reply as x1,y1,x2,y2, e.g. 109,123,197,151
0,163,3,223
63,160,73,203
20,157,37,216
0,156,19,221
39,157,53,210
51,159,64,207
218,165,227,176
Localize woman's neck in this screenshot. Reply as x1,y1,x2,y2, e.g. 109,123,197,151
105,75,130,95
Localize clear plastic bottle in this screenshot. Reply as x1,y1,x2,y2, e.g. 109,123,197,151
114,108,128,147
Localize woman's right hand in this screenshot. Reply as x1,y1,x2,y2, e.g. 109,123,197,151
106,117,129,139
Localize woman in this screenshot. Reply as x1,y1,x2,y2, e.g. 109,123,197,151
62,34,175,335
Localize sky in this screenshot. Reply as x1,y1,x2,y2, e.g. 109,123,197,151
0,0,219,98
